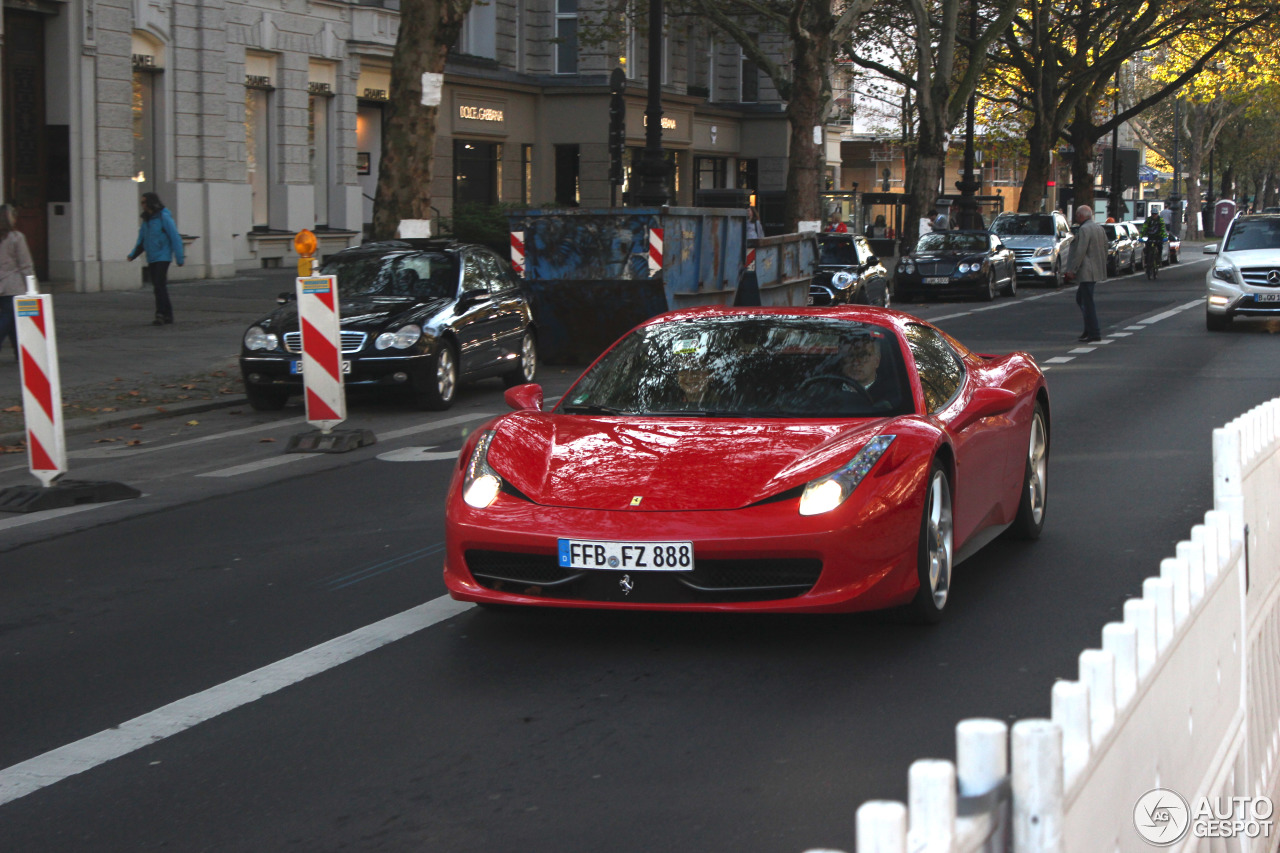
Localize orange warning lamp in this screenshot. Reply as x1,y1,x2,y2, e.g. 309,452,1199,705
294,229,318,276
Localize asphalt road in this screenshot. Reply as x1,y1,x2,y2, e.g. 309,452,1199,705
2,251,1277,852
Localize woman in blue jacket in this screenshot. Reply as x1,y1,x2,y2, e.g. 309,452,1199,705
127,192,184,325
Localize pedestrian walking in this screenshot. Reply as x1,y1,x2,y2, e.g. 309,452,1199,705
127,192,184,325
0,203,36,364
746,206,764,241
1063,204,1108,342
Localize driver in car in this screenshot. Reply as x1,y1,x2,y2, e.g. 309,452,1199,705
817,335,904,413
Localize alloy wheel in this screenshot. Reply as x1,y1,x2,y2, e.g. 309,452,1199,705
925,469,953,610
1027,411,1047,526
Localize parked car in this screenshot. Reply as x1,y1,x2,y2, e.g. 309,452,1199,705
809,233,891,307
1204,214,1280,331
1120,221,1147,271
1102,222,1139,275
895,230,1017,302
444,306,1049,622
990,211,1073,288
239,239,537,411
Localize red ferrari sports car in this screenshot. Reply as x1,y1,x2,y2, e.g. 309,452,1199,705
443,306,1048,621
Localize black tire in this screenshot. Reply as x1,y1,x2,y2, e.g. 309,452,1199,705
245,383,289,411
910,461,954,624
413,342,458,410
1002,267,1017,297
502,329,538,388
980,270,997,301
1170,247,1179,264
1005,402,1049,540
1206,311,1232,332
876,279,892,308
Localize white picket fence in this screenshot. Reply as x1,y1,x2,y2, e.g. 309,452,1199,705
813,398,1280,853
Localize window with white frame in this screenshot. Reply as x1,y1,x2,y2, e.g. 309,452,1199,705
309,94,331,227
457,1,497,59
555,0,578,75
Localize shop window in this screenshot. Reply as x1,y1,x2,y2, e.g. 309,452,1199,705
555,0,578,75
454,140,502,207
737,159,758,193
132,68,160,196
696,156,727,190
309,95,331,227
245,86,272,229
522,144,533,206
554,144,580,206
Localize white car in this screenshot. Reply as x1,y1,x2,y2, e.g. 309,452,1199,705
1205,214,1280,331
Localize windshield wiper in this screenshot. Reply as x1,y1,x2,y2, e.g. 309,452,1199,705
559,404,629,415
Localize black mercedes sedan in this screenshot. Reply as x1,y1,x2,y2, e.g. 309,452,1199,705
808,233,891,306
894,230,1017,302
239,239,537,411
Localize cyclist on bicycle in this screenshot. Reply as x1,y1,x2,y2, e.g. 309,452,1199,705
1143,213,1168,272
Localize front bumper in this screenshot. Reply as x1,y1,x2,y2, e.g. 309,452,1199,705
895,270,986,299
443,475,925,613
1205,281,1280,319
1013,256,1057,282
240,351,434,389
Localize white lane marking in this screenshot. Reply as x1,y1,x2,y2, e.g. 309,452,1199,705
377,412,496,442
1125,325,1145,331
930,311,972,321
1091,338,1114,344
1139,301,1201,325
1069,347,1096,354
69,418,309,460
972,302,1016,312
197,454,314,478
1045,356,1075,364
376,446,460,463
0,500,135,532
0,596,475,807
1108,332,1132,337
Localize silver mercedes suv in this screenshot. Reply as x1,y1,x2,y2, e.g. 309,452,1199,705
1205,214,1280,331
990,211,1073,288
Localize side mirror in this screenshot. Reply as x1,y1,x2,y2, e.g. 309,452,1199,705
504,383,544,412
1204,245,1219,255
866,255,880,266
953,386,1018,432
277,291,296,305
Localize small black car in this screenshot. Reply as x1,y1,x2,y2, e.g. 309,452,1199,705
239,239,537,411
895,230,1017,302
809,233,891,306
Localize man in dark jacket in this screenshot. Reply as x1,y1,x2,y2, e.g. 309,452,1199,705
1063,205,1108,342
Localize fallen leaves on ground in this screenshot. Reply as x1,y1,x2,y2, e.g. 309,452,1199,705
1,444,25,454
93,437,121,444
126,439,142,446
3,405,20,413
186,420,199,426
129,424,143,430
259,437,276,443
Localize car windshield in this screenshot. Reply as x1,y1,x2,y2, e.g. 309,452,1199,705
1223,219,1280,253
558,316,914,419
915,233,988,252
819,240,857,266
321,252,460,301
992,215,1055,237
1103,225,1120,239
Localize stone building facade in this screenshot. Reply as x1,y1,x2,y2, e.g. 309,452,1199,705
2,0,840,292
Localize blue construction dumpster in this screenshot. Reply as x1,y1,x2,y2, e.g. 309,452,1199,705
511,206,804,363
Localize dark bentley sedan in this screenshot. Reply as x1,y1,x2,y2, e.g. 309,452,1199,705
809,233,891,306
895,230,1017,302
239,239,537,411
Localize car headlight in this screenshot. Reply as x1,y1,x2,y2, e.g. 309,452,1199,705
462,430,503,509
1033,247,1053,257
798,435,896,516
375,324,423,350
898,260,915,274
832,271,856,290
1212,265,1237,283
243,326,278,351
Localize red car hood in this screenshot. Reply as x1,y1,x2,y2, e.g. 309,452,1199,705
486,414,893,511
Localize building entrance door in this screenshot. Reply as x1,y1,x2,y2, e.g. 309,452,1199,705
3,10,48,280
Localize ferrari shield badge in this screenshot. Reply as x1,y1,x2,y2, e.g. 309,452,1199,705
619,574,634,595
630,496,643,506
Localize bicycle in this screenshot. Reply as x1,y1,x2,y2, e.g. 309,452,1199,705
1143,239,1161,280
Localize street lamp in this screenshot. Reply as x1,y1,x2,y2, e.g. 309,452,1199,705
632,0,670,206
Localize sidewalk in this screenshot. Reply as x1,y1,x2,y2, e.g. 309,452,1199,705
0,269,299,446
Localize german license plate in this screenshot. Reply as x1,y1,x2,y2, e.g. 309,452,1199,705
557,539,694,571
924,276,950,284
290,360,352,375
1256,293,1280,303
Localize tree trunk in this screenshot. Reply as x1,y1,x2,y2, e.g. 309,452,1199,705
1183,149,1204,239
783,13,833,229
1067,111,1096,213
904,119,945,251
370,0,470,241
1017,120,1055,212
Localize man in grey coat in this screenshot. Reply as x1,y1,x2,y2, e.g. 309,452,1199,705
1063,204,1108,342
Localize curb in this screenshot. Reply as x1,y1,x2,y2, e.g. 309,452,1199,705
0,396,250,448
